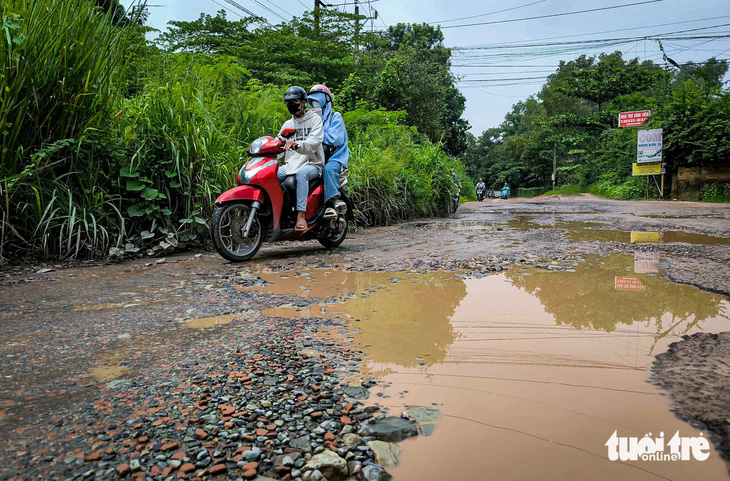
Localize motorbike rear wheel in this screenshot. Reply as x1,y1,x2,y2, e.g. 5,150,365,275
210,202,264,262
318,212,349,248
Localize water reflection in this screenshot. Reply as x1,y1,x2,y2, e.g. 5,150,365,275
505,254,724,336
253,270,466,368
342,257,730,481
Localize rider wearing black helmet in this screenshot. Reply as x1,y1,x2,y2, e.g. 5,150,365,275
277,86,325,231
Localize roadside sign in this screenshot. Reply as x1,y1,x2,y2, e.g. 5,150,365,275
619,110,650,127
634,252,660,274
615,276,646,291
632,163,664,176
637,129,663,163
631,231,661,243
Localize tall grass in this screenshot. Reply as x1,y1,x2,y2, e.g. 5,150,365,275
345,109,460,225
0,4,467,263
0,0,134,261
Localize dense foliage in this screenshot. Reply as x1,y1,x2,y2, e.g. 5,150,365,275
463,52,730,199
0,0,466,263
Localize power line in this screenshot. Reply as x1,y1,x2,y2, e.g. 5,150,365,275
459,76,551,82
244,0,288,22
211,0,246,19
258,0,295,18
222,0,273,26
439,0,664,30
453,29,730,52
450,15,730,50
431,0,547,24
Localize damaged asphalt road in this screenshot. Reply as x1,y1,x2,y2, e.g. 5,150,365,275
1,195,729,480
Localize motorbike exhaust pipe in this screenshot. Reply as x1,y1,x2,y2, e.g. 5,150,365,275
242,201,262,237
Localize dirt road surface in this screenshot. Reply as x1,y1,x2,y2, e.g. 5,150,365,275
2,195,729,481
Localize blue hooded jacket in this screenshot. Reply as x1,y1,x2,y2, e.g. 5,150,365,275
308,92,349,167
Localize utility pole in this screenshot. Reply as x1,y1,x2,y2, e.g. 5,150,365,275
552,143,557,190
353,1,377,64
314,0,323,38
354,1,360,61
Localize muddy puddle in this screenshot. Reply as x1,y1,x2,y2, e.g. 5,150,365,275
569,229,730,245
255,256,730,480
505,215,730,245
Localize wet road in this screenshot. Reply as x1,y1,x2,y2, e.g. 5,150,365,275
1,195,730,480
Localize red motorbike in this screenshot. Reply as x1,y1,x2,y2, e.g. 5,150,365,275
210,129,352,262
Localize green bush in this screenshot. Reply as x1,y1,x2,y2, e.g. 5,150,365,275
588,177,648,200
544,184,584,196
700,183,730,203
345,108,462,225
517,187,548,198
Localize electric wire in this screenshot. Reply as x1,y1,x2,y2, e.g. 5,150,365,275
245,0,288,22
430,0,548,24
211,0,246,19
449,15,730,51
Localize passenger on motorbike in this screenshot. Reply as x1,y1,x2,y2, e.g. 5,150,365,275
276,86,325,231
307,84,349,219
502,182,511,200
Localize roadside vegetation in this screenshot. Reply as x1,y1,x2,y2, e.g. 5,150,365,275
463,52,730,200
0,0,468,263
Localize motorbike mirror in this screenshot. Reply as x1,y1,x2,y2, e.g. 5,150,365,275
281,128,296,138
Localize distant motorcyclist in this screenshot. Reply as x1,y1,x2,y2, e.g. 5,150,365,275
307,84,349,219
476,178,486,202
501,182,511,200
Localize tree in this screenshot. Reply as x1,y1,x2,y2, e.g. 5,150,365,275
553,52,660,111
158,11,254,55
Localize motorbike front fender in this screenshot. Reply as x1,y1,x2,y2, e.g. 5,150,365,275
215,185,264,204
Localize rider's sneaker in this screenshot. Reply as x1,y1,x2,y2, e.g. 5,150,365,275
324,207,338,219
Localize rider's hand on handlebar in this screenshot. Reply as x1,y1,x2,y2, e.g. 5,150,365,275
284,141,299,151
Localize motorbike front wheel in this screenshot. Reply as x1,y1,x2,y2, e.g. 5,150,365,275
210,202,265,262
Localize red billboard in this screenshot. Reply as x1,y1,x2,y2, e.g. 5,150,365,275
619,110,651,127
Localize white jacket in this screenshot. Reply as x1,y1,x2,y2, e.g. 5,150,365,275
277,109,325,175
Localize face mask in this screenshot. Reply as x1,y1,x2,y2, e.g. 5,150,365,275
287,102,302,115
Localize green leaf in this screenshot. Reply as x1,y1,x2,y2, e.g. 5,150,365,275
120,166,139,178
165,170,177,178
162,208,172,215
141,230,154,239
127,204,145,217
126,180,145,191
141,187,159,200
170,181,181,188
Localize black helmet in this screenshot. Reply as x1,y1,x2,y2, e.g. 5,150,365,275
284,86,307,102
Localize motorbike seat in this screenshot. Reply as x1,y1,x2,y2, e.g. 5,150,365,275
281,175,322,197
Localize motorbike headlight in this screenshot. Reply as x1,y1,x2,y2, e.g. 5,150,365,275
248,137,267,155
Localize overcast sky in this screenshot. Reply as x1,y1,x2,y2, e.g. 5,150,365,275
125,0,730,135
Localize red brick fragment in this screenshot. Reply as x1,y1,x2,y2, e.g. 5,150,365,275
84,452,101,462
209,464,226,475
116,463,131,476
